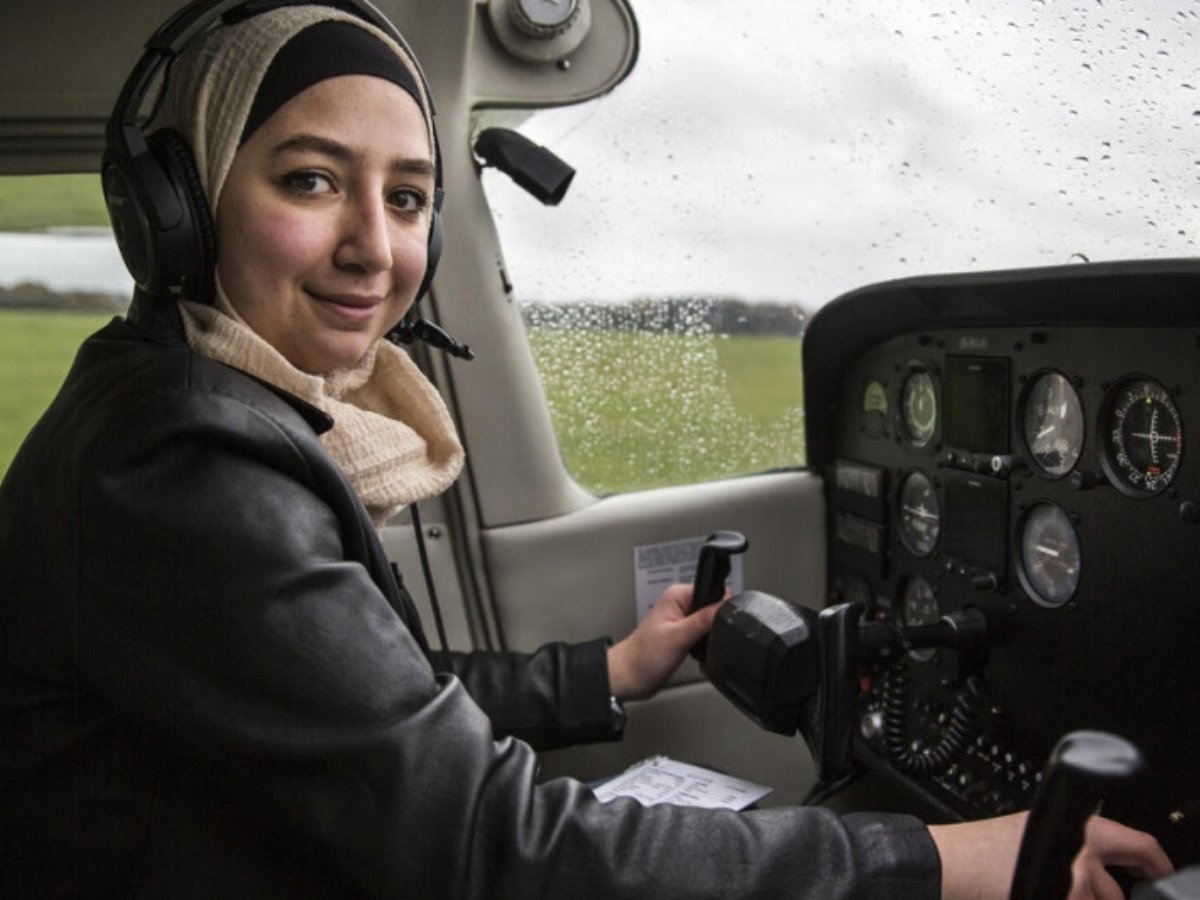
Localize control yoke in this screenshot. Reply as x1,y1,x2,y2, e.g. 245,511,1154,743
694,537,1196,898
703,580,989,785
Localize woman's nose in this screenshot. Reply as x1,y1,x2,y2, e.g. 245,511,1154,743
335,196,393,272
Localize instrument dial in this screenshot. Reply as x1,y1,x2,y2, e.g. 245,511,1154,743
1021,371,1084,478
901,367,939,448
1100,376,1183,497
901,576,940,662
898,470,941,557
1018,502,1081,608
862,378,889,438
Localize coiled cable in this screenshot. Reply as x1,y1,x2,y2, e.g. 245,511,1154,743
882,661,982,776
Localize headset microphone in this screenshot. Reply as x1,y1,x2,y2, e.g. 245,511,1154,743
388,315,474,361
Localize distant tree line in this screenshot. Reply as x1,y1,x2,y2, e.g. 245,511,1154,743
521,297,806,337
3,283,806,338
0,282,126,312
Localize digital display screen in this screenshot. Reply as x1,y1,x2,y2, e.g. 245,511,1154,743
944,355,1010,454
944,470,1008,572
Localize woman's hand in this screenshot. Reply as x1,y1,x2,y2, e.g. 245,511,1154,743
605,583,723,702
1066,816,1174,900
929,812,1172,900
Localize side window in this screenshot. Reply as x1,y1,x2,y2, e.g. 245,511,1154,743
475,52,810,494
0,175,127,479
518,291,805,495
480,121,808,495
478,2,1196,496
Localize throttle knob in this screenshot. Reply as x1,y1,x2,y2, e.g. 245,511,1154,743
1008,731,1143,900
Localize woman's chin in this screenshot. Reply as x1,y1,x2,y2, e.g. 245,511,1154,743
292,337,378,376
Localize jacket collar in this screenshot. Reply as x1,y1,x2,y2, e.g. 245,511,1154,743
127,289,335,436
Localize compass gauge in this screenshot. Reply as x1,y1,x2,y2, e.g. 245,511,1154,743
1100,377,1183,498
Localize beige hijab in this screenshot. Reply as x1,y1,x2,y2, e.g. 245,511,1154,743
151,5,463,529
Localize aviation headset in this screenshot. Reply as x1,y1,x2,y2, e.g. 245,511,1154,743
102,0,445,307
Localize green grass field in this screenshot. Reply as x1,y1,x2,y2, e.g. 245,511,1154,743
0,312,804,492
528,328,805,493
0,174,110,232
0,311,111,479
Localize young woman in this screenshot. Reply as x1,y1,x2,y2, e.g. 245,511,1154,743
0,3,1171,897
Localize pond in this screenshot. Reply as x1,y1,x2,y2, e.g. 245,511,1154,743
0,229,131,297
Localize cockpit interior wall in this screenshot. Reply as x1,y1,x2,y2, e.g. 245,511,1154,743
804,259,1200,866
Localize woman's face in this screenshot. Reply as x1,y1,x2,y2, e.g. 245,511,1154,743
216,74,435,375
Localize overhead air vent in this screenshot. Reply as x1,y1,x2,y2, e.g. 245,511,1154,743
487,0,592,64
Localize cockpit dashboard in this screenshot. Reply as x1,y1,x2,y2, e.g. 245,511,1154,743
805,259,1200,866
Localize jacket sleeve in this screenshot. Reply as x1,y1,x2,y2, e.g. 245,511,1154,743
448,639,619,750
77,380,941,900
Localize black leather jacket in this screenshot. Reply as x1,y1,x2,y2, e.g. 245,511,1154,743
0,308,940,899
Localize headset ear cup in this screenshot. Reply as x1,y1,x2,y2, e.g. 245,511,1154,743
145,128,218,302
102,149,155,292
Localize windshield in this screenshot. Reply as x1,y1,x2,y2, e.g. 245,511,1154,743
480,1,1197,493
485,1,1197,307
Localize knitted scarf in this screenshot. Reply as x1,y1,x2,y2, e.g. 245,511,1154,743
181,294,464,529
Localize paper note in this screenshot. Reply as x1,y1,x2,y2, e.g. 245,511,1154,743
592,756,771,810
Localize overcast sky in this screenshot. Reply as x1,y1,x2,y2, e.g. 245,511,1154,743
483,1,1200,308
3,2,1198,309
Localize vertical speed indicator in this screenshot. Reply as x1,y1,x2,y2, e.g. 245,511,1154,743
1099,376,1183,498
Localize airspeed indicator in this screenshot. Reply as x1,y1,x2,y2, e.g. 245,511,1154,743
1021,371,1084,478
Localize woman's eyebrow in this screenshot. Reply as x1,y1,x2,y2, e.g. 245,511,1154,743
271,133,434,177
272,133,354,160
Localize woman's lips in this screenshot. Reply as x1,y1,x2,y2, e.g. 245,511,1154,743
311,291,383,322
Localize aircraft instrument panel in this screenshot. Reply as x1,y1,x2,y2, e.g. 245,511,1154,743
804,260,1200,867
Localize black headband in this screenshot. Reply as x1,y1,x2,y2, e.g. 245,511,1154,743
240,19,426,145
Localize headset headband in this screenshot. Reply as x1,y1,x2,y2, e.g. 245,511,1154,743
107,0,439,164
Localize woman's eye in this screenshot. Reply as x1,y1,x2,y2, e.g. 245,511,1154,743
390,188,428,214
283,171,334,195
